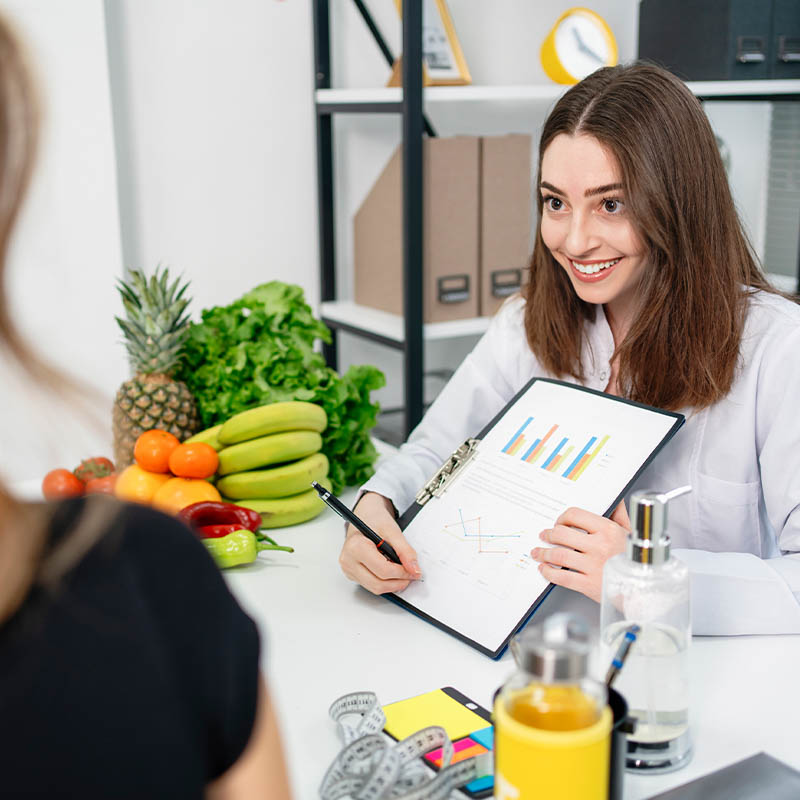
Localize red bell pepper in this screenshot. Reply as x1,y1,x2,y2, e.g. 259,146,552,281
179,500,261,533
195,523,246,539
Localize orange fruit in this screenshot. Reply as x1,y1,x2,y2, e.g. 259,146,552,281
114,464,171,504
168,442,219,479
134,429,181,473
152,477,222,515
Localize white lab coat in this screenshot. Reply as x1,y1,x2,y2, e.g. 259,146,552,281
361,292,800,635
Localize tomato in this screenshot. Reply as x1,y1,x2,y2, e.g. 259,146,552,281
134,429,181,473
168,442,219,479
42,469,85,500
74,456,115,482
85,473,118,494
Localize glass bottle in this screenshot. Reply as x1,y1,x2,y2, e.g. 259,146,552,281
494,613,612,799
600,486,692,773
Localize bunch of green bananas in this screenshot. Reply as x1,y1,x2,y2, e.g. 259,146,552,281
185,401,329,528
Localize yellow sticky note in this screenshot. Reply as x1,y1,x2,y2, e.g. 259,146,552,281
383,689,484,741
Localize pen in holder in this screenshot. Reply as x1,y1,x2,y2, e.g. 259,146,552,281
604,624,640,800
606,624,640,688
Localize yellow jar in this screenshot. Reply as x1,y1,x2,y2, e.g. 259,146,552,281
493,614,611,799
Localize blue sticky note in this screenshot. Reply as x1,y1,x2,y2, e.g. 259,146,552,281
471,726,494,750
465,775,494,792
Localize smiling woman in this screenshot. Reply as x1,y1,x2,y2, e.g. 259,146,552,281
339,62,800,637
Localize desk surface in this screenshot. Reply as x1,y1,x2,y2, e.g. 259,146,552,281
11,465,800,797
223,485,800,800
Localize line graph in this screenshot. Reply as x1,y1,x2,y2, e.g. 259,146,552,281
442,508,522,554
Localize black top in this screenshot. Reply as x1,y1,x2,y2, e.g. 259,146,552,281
0,498,260,798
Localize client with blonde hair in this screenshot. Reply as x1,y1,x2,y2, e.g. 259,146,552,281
0,15,291,799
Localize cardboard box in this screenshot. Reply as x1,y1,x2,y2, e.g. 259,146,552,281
479,134,532,317
354,136,480,323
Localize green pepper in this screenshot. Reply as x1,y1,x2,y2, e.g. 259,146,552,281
203,529,293,569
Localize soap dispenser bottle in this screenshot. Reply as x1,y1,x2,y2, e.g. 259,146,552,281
600,486,692,773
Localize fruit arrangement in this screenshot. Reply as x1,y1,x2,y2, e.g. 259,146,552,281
42,457,118,500
112,268,200,470
114,428,222,514
188,400,329,529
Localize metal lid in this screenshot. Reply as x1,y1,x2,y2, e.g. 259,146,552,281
510,613,590,681
627,486,691,565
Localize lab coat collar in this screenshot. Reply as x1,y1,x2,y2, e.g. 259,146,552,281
580,304,616,392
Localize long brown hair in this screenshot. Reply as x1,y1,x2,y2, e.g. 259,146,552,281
0,15,112,624
524,62,780,410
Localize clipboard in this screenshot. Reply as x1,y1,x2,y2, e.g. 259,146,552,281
388,378,685,658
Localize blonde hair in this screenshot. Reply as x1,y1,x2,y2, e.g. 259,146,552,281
0,14,113,623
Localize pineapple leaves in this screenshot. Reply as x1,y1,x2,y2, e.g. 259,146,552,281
175,281,385,493
115,266,193,376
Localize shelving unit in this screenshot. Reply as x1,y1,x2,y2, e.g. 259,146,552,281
313,0,426,439
312,1,800,439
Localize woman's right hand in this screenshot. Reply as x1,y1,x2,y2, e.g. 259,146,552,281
338,492,422,595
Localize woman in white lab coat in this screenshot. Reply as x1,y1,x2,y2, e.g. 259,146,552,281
338,62,800,635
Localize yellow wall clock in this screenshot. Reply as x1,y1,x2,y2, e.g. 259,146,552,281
540,7,618,85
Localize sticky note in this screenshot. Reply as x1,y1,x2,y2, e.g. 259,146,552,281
471,727,494,749
383,688,487,741
424,737,488,768
465,775,494,792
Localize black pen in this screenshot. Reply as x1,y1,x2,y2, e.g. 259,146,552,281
311,481,402,565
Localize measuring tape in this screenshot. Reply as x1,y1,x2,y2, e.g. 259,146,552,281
320,692,492,800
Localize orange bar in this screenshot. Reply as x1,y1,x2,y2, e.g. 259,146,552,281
572,435,610,481
525,424,558,463
508,436,525,456
568,453,591,481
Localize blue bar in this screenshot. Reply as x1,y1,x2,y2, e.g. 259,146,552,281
502,416,533,452
563,436,597,477
542,437,568,469
521,438,541,461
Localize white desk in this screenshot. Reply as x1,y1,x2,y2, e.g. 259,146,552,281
224,487,800,800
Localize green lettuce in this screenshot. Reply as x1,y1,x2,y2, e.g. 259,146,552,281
176,282,385,492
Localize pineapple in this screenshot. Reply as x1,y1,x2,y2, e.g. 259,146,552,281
112,268,200,468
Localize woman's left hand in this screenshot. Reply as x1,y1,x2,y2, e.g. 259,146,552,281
530,502,631,602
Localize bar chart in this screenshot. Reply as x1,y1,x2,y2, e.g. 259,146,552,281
501,417,610,482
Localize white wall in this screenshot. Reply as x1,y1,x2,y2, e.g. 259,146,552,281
105,0,319,317
0,0,124,484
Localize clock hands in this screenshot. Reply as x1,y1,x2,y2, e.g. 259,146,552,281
571,26,604,63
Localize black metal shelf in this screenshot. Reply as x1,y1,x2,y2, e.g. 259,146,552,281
313,0,427,439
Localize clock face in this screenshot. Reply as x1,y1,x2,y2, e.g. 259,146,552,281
555,12,613,80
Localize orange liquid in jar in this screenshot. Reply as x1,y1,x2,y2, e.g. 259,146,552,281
506,684,601,731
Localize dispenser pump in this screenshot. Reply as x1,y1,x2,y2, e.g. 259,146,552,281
627,485,691,566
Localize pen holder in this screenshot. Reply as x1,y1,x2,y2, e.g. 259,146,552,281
608,688,635,800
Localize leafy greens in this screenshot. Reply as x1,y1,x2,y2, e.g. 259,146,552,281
176,281,385,492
